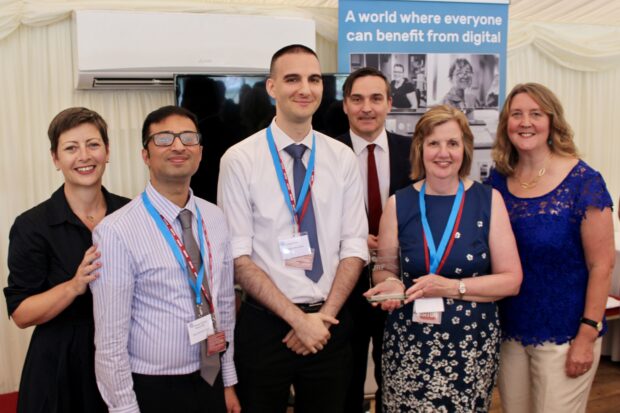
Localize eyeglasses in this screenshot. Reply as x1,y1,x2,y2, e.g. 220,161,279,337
146,131,201,147
455,69,473,77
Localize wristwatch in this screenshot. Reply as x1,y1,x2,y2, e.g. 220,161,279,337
458,279,466,298
580,317,602,332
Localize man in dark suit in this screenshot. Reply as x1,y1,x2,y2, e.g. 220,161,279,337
335,67,412,413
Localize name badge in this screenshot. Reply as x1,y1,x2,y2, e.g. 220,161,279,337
279,233,314,270
413,297,444,325
187,314,215,345
413,312,442,325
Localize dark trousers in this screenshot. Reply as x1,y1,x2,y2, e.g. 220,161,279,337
344,269,386,413
235,301,352,413
132,371,225,413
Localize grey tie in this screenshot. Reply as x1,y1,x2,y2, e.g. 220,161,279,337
178,209,220,386
283,144,323,282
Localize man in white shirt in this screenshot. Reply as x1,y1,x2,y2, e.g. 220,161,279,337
218,45,368,412
335,67,412,413
92,106,240,413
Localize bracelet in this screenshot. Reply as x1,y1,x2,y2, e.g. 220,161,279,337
382,276,405,287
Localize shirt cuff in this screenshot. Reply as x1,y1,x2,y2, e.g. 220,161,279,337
221,359,238,387
108,402,140,413
231,236,252,259
339,237,369,265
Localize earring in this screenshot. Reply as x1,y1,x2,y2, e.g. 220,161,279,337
547,138,552,146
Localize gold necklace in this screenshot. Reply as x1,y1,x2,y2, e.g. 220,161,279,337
517,154,552,189
81,199,105,223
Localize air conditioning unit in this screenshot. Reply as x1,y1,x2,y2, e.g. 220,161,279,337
72,10,316,90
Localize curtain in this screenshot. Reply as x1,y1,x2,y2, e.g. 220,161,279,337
0,18,172,393
1,0,619,393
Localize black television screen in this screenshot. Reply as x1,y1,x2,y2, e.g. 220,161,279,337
175,74,350,203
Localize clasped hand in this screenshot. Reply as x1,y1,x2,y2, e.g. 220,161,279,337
282,312,339,356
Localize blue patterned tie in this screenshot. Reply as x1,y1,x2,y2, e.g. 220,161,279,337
284,144,323,282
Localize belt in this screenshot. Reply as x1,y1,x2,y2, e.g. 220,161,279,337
245,296,325,314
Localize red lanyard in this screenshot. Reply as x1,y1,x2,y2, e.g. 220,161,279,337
160,214,215,315
422,192,466,274
275,149,315,232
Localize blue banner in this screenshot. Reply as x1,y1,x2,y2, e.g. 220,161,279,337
338,0,509,181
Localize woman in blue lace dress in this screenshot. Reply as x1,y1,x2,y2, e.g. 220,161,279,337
366,105,522,412
487,83,615,413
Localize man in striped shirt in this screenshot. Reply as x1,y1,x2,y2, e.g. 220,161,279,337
91,106,240,413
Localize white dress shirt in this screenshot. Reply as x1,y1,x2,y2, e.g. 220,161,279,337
91,183,237,413
217,120,369,303
350,129,391,209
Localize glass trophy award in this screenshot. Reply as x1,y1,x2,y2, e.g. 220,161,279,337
367,247,405,302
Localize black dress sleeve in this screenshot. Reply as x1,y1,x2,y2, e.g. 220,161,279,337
4,210,51,316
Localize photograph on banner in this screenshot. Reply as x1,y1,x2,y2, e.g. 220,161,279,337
351,53,427,109
349,53,498,146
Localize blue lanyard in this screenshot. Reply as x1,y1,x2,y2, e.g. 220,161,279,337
142,191,207,306
419,180,464,274
266,126,316,225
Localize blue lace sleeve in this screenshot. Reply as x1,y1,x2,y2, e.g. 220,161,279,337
574,165,613,221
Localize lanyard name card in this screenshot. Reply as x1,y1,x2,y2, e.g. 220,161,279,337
419,180,465,274
142,192,215,316
413,180,465,324
266,126,315,233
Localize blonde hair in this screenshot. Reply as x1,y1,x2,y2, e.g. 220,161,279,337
492,83,578,176
410,105,474,181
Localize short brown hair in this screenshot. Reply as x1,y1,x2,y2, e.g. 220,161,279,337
48,107,108,154
269,44,318,77
342,67,391,99
493,83,578,176
410,105,474,181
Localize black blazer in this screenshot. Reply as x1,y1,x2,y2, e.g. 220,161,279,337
335,130,413,196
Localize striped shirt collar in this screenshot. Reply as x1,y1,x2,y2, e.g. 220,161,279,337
144,181,198,224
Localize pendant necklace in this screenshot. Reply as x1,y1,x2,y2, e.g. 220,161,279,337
518,153,552,189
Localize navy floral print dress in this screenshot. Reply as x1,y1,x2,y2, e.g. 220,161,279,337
383,182,499,412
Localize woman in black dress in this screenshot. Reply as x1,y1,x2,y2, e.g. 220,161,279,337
4,107,129,413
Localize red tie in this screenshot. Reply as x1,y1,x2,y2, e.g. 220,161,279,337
367,144,382,235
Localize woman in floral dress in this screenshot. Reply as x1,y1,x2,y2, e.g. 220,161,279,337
366,105,522,412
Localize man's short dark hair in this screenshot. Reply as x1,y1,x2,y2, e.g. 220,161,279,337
269,44,318,77
141,105,199,148
48,107,108,154
342,67,391,99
